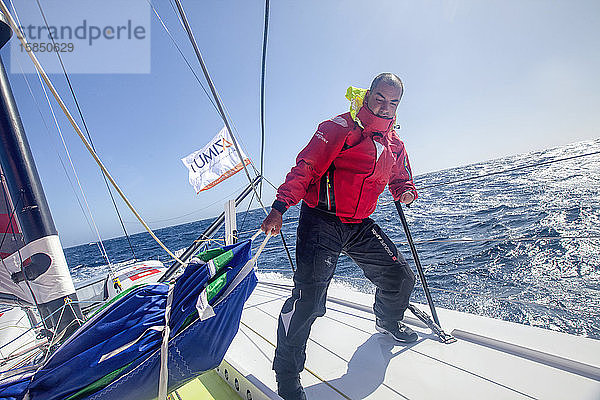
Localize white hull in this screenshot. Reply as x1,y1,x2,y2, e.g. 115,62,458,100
4,263,599,399
220,277,600,399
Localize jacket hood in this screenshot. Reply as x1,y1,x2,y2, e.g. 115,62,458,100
345,86,394,138
356,103,395,138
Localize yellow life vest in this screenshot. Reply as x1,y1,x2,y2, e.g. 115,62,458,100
345,86,368,128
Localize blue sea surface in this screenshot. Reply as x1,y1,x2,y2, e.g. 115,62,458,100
65,139,600,339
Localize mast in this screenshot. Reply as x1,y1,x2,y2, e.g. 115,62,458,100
0,12,82,336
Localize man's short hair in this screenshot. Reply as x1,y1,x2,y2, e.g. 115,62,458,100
369,73,404,96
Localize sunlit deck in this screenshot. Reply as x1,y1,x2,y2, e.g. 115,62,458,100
221,278,600,399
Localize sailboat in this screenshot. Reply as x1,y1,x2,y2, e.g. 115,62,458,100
0,5,271,400
0,1,599,400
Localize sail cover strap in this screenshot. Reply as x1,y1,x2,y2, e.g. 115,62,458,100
211,231,271,311
158,283,174,400
195,230,269,322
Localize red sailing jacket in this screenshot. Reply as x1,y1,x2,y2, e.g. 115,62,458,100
272,104,417,223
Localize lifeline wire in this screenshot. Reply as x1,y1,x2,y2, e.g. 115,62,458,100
254,232,600,254
0,1,185,266
377,150,600,208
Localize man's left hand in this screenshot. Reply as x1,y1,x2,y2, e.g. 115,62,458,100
399,191,415,204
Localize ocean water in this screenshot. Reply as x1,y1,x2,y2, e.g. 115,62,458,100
65,138,600,339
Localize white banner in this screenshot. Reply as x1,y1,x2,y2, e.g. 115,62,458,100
181,127,251,193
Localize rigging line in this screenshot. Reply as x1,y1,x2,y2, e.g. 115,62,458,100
239,190,256,235
423,285,600,318
9,6,120,281
0,3,185,266
32,65,113,270
292,230,596,251
167,0,185,29
158,1,258,180
166,0,243,159
259,0,270,197
8,0,100,258
38,302,68,366
258,175,299,261
255,232,600,252
171,0,297,274
123,182,248,224
147,0,221,117
165,0,257,174
154,0,256,166
11,52,96,239
32,0,136,261
261,173,281,193
171,0,263,207
0,323,45,355
392,234,600,246
221,101,259,173
415,150,600,191
156,0,260,181
9,0,111,267
378,201,600,215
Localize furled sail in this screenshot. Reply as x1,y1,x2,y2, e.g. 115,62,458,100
0,11,81,333
0,172,29,306
0,174,77,308
0,239,259,400
0,171,24,259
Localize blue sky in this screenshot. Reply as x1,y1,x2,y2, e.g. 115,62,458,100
2,0,599,247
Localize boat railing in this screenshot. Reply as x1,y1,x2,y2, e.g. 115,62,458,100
252,264,600,320
0,296,95,370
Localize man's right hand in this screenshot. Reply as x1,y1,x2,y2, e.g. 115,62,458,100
261,209,283,235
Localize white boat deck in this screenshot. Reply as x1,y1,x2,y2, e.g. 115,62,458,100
224,278,600,400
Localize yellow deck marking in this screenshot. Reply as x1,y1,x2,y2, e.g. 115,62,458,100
170,370,240,399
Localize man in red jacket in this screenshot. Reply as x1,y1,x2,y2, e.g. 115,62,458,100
261,73,417,400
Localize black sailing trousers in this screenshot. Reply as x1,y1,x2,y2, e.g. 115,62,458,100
273,202,416,378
